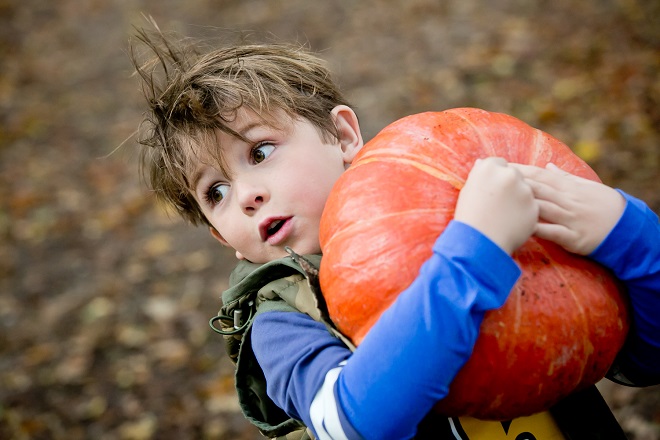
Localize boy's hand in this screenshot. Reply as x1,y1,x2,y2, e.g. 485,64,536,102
455,157,538,255
510,163,626,255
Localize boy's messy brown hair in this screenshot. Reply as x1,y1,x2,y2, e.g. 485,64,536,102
130,24,351,226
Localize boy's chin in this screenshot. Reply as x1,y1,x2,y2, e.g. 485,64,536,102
236,249,287,264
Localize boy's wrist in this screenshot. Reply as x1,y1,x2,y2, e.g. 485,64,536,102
435,220,521,293
589,190,657,271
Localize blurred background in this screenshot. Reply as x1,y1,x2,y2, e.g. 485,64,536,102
1,0,658,439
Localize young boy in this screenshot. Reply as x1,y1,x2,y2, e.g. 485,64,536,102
131,29,660,439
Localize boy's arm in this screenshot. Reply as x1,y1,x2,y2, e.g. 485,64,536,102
252,158,536,439
514,163,660,385
589,192,660,385
252,221,521,439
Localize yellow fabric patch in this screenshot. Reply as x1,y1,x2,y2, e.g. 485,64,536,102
451,411,564,440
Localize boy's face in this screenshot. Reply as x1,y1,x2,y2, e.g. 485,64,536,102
192,106,362,263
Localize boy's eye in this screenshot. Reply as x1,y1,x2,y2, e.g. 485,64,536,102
251,144,275,163
207,183,229,204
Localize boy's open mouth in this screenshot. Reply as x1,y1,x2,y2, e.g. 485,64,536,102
267,219,285,236
260,217,291,241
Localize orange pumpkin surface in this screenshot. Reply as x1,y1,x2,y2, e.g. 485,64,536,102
318,108,629,420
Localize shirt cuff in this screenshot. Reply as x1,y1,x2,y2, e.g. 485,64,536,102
434,220,522,299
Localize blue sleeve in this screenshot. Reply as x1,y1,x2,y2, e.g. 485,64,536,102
252,220,521,439
589,190,660,385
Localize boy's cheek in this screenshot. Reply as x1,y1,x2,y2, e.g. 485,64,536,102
209,227,230,247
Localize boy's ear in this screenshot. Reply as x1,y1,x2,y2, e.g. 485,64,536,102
331,105,363,166
209,227,246,260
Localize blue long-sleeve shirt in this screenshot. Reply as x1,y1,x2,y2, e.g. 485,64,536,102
251,191,660,439
589,190,660,385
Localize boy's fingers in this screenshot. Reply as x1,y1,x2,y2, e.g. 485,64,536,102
473,156,507,171
510,162,577,192
510,162,571,178
507,163,539,176
524,177,567,205
537,199,569,224
534,222,573,245
545,162,567,174
509,163,555,183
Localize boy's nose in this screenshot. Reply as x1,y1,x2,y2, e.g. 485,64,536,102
237,183,268,214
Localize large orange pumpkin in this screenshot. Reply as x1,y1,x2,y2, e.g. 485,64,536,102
318,108,629,420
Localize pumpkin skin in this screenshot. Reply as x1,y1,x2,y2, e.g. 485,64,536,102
318,108,630,420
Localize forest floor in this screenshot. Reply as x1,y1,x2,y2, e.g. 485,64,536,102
1,0,658,439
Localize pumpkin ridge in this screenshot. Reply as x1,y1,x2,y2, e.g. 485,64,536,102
512,283,523,335
533,241,592,384
322,207,448,251
446,108,496,157
356,140,463,173
529,128,545,166
349,156,464,190
363,126,466,161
